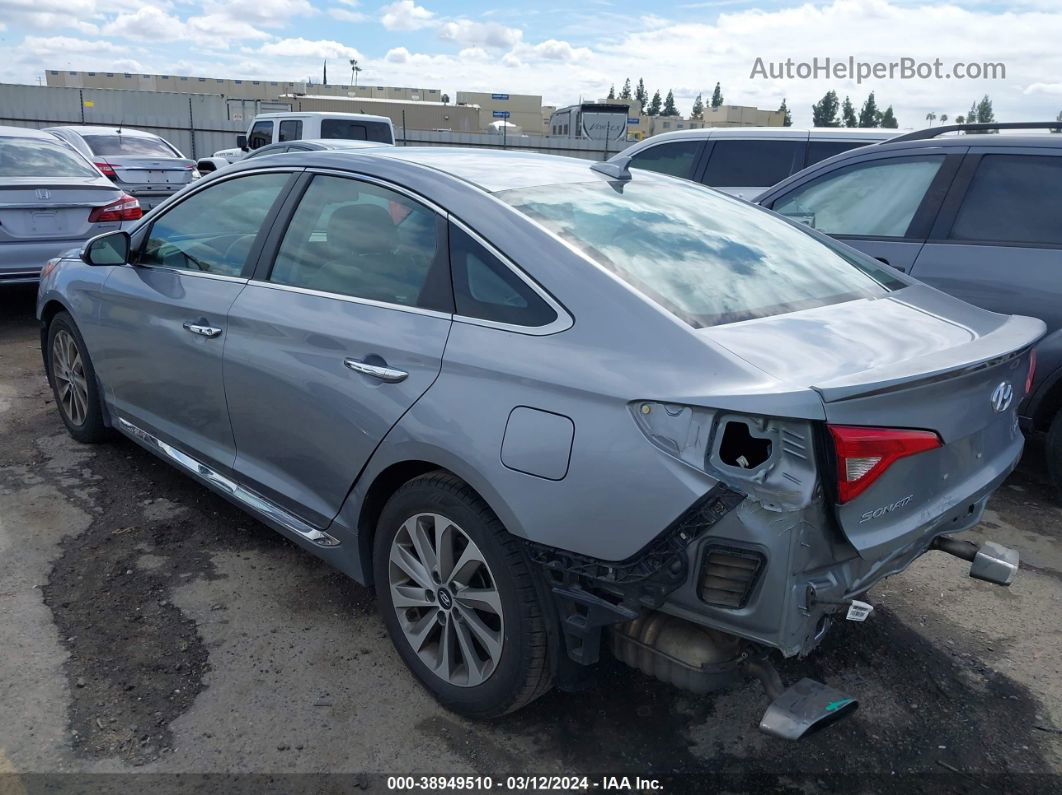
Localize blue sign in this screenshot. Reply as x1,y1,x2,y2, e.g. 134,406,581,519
491,93,510,100
627,117,639,125
492,110,511,118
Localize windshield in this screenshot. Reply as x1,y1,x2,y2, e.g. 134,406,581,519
84,134,179,158
498,178,904,328
0,137,100,178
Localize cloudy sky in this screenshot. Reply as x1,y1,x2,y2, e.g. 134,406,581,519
2,0,1061,126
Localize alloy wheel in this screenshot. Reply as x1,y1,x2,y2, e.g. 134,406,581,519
52,329,89,426
388,512,504,687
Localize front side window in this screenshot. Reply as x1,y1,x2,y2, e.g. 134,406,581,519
950,155,1062,246
320,119,394,144
449,224,557,327
83,135,178,157
499,179,903,328
278,119,303,142
701,140,806,187
628,141,701,179
269,175,444,308
772,155,944,237
247,121,273,150
0,137,99,178
140,173,289,276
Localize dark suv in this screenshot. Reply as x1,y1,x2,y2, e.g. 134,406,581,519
755,122,1062,492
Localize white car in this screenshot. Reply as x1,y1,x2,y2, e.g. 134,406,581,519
199,112,396,173
616,127,897,199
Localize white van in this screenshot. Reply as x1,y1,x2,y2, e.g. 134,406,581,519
199,111,395,172
617,128,897,199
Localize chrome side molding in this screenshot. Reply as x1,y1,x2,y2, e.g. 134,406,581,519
116,418,340,548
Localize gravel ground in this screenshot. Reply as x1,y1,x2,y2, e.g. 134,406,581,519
2,283,1061,792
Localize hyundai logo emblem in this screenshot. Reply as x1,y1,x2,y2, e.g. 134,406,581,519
35,188,50,200
990,381,1014,414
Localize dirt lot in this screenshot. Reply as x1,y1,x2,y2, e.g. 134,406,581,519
2,283,1061,792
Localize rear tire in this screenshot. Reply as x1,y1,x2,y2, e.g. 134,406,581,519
1047,411,1062,498
373,471,553,718
46,312,110,444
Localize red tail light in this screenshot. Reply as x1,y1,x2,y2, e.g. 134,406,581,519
88,194,142,223
828,425,941,503
1026,349,1037,395
94,161,117,179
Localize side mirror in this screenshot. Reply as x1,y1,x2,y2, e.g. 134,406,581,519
81,230,130,266
236,134,248,151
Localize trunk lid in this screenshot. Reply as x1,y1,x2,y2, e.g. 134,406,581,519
700,284,1044,557
99,156,196,189
0,178,121,241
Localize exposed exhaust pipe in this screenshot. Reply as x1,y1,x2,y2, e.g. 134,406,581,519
610,613,857,740
930,535,1019,586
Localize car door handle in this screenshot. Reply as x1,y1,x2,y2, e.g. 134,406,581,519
182,321,222,338
875,256,907,273
344,357,408,383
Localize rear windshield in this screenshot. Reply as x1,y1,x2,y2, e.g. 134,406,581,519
498,178,904,328
0,137,100,178
83,134,178,157
320,119,394,144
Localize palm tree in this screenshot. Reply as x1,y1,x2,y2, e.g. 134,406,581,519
925,112,937,125
349,58,362,88
940,114,949,125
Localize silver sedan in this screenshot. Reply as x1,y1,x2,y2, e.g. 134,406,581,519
0,126,141,285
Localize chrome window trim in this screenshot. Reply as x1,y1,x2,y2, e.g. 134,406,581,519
116,417,340,547
447,216,574,336
123,264,249,283
246,279,452,320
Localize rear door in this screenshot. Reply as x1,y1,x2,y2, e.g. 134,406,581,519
762,149,962,273
92,170,296,474
223,171,453,527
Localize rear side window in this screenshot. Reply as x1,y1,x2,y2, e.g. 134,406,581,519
701,140,805,187
278,119,302,142
0,137,98,177
248,121,272,149
772,156,944,237
83,135,177,157
806,140,872,166
449,224,557,327
269,175,447,309
950,155,1062,246
320,119,394,144
628,141,701,179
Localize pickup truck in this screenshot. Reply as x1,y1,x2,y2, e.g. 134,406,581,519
198,111,395,173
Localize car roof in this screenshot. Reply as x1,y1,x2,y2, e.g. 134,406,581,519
255,111,392,124
250,146,661,193
47,125,163,139
628,127,896,146
867,133,1062,152
0,125,66,140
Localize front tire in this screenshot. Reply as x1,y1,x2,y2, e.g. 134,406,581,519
1047,411,1062,498
373,472,553,718
46,312,109,444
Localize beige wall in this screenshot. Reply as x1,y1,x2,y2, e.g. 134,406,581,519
456,91,544,133
282,95,481,133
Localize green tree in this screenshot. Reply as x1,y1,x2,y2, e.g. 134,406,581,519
779,98,793,127
647,90,662,116
607,85,615,100
635,78,648,109
880,106,899,129
967,101,978,125
710,82,723,108
691,93,704,119
662,90,679,116
619,78,632,100
811,90,840,127
976,94,995,123
858,92,880,127
955,114,966,124
842,96,857,128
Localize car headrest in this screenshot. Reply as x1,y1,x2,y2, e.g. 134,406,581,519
327,204,397,255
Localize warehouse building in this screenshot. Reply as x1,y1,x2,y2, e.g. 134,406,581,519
279,94,481,134
455,91,545,134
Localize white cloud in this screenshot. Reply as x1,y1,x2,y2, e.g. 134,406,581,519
199,0,316,29
380,0,434,32
106,7,270,49
329,7,367,22
19,35,128,55
385,46,411,64
1024,82,1062,96
437,19,522,49
258,37,362,60
522,39,591,62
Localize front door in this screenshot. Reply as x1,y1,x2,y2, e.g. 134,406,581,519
93,171,294,472
224,173,453,527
